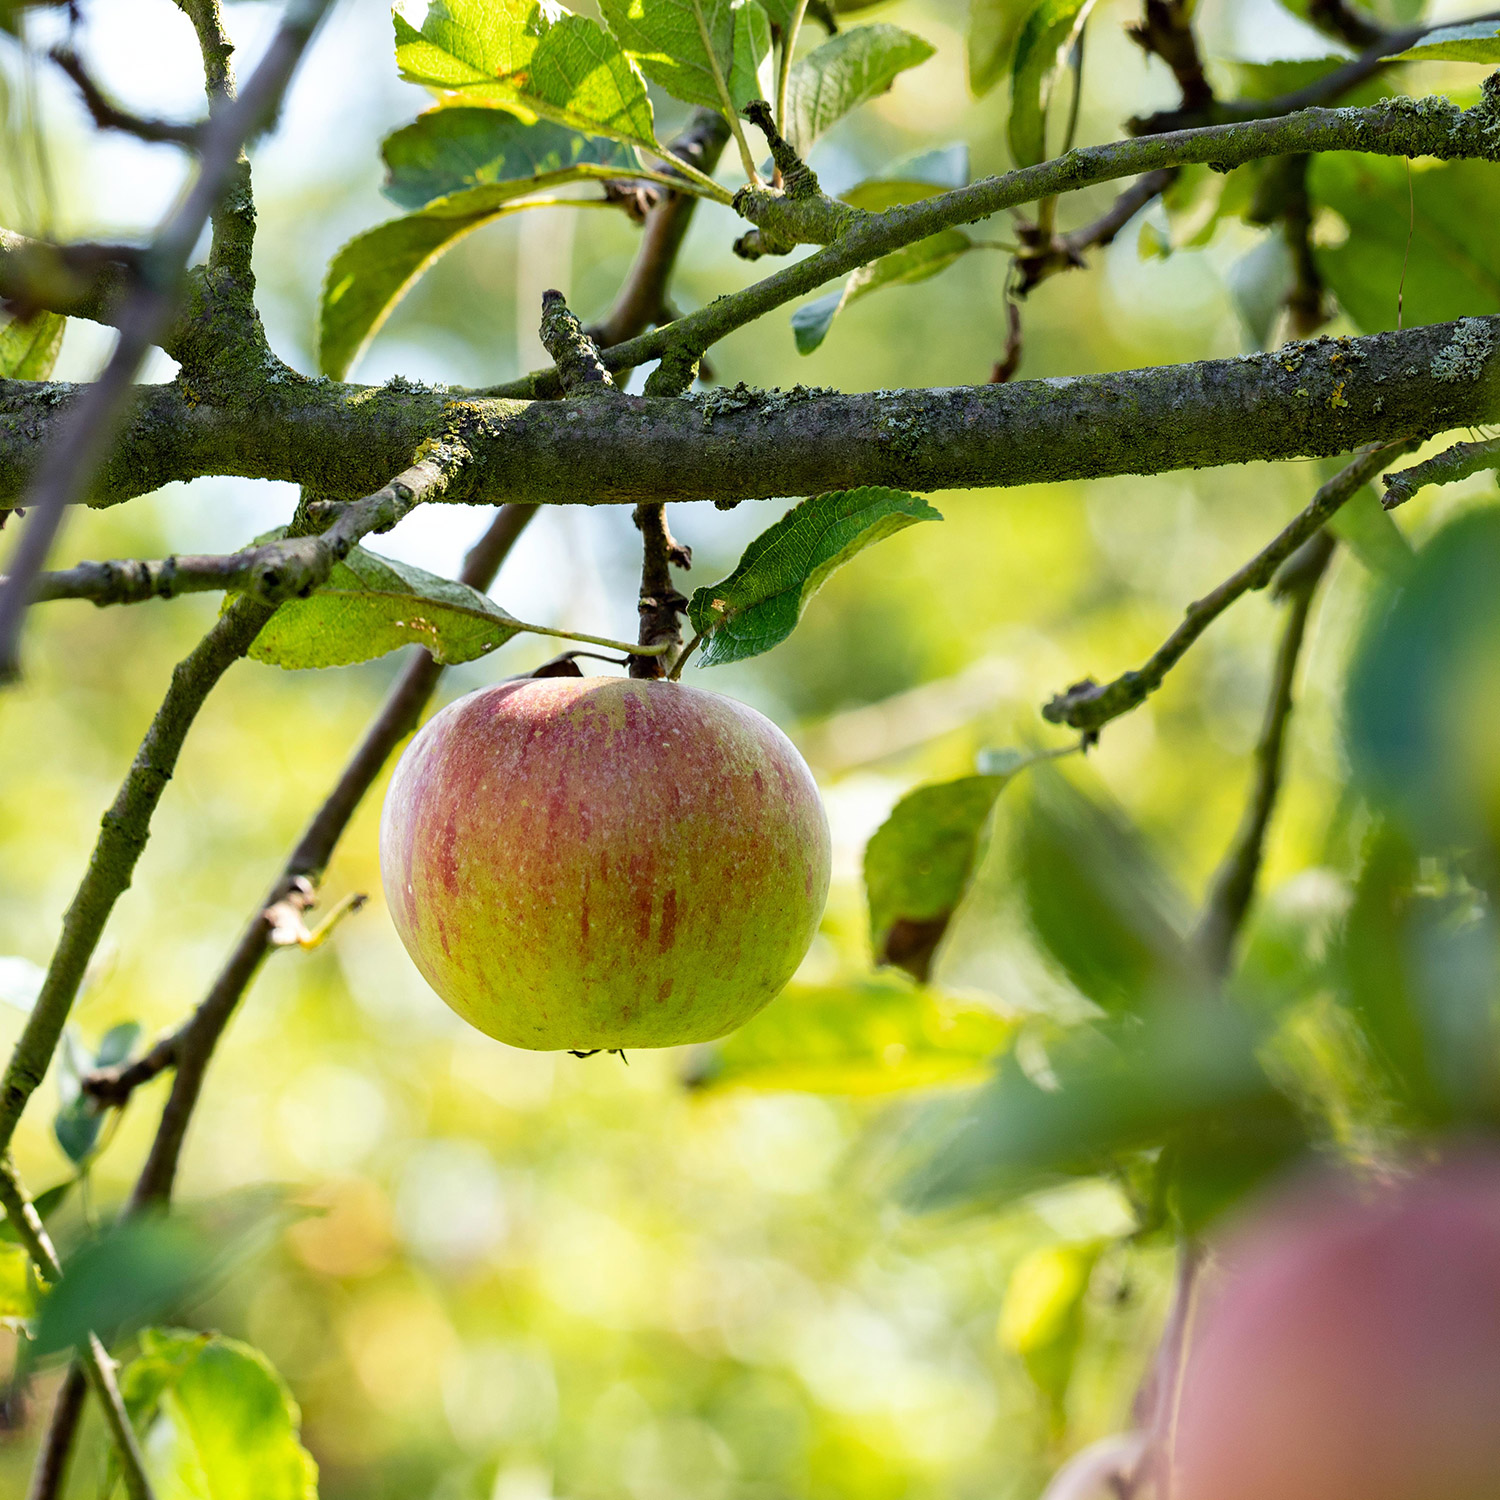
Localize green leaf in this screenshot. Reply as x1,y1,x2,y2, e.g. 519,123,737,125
382,107,635,210
1018,772,1199,1015
791,228,972,353
1007,0,1095,169
598,0,754,117
783,24,935,155
29,1216,211,1360
1346,506,1500,855
0,310,64,380
686,487,942,666
967,0,1032,97
727,0,774,111
901,1005,1290,1214
319,193,573,379
395,0,658,151
1394,21,1500,61
122,1330,318,1500
998,1241,1101,1419
96,1020,142,1070
251,544,524,670
1311,155,1500,334
685,975,1011,1093
839,143,969,211
0,1242,33,1319
865,773,1015,982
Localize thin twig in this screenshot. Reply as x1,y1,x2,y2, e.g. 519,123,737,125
49,47,202,146
1383,434,1500,510
1042,440,1416,736
1194,532,1332,976
24,1367,86,1500
0,1162,156,1500
0,0,334,682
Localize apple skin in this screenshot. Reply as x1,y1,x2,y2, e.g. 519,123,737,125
1175,1153,1500,1500
379,676,831,1051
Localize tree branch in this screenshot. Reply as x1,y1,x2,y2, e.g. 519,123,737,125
24,1366,86,1500
1043,440,1416,736
1194,532,1332,976
1383,434,1500,509
589,110,731,351
49,46,202,146
7,317,1493,510
0,0,334,682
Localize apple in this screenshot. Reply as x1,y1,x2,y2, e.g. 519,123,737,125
1174,1152,1500,1500
379,675,831,1050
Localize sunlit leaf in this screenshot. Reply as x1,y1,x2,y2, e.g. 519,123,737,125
783,25,935,155
251,544,524,670
0,1242,33,1319
999,1241,1101,1419
727,0,774,111
0,310,64,380
319,193,580,379
122,1329,318,1500
395,0,658,150
597,0,730,115
1311,155,1500,334
1325,482,1412,578
382,107,637,210
686,975,1010,1093
1394,21,1500,61
791,229,972,354
1007,0,1095,169
865,772,1016,982
686,487,942,666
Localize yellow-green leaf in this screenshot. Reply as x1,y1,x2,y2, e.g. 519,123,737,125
251,544,524,670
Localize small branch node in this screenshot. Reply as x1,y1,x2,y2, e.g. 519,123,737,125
539,289,616,396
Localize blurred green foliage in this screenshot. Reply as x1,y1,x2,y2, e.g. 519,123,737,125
5,0,1500,1496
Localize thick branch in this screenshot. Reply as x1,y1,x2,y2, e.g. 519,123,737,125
4,318,1492,509
1043,440,1415,735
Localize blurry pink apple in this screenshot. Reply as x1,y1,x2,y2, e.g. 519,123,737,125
1175,1152,1500,1500
380,676,831,1050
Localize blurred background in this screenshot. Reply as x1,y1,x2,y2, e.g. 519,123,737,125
2,0,1498,1496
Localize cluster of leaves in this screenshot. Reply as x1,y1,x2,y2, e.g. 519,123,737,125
318,0,935,377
